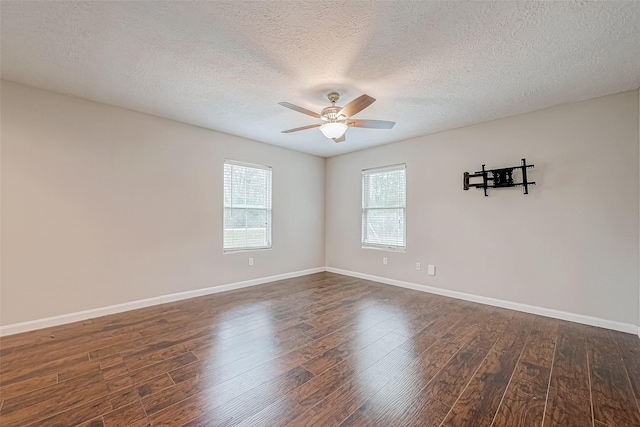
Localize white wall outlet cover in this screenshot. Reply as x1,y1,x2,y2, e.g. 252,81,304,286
248,258,254,266
383,257,388,265
427,264,436,276
416,262,421,271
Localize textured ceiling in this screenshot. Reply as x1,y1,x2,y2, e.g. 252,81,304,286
2,1,639,157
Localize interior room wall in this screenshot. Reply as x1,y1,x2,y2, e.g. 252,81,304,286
326,90,640,328
0,81,326,326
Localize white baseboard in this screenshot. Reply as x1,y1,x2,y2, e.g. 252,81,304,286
2,266,637,337
326,267,639,336
0,267,325,337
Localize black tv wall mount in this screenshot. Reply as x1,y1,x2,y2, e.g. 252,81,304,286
463,158,535,196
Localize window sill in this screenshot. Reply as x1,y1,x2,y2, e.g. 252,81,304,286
223,247,272,254
361,245,406,253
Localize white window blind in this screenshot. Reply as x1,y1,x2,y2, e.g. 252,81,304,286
224,160,272,252
362,164,406,251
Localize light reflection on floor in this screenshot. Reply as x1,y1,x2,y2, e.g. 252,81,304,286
201,303,277,418
353,302,420,417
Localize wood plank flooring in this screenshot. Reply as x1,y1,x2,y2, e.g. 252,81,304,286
1,272,639,427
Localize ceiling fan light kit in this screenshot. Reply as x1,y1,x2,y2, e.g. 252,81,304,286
320,122,348,140
279,92,395,143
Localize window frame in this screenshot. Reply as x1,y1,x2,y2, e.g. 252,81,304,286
223,159,273,253
361,163,407,252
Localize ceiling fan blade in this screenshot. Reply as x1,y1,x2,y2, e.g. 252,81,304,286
348,119,395,129
339,94,376,118
333,134,346,143
281,124,321,133
278,102,321,118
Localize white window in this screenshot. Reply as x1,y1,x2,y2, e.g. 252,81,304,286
362,164,406,251
224,160,272,252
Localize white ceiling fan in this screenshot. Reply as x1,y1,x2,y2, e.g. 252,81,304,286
279,92,395,143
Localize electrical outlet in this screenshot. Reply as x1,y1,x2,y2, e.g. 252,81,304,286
427,264,436,276
248,257,254,266
416,262,421,271
383,257,388,265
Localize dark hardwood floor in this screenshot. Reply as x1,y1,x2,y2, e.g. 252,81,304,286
1,272,639,427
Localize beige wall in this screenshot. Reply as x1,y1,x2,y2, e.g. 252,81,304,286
326,91,640,326
0,81,326,325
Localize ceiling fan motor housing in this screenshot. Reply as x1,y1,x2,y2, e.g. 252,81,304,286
321,105,344,122
321,92,345,122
